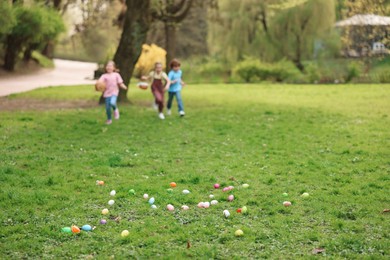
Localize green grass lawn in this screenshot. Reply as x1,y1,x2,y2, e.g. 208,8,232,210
1,83,389,258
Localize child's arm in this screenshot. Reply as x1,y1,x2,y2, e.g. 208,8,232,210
163,74,171,91
181,80,186,87
119,82,127,90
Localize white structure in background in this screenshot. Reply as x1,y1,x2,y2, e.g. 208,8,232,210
335,14,390,57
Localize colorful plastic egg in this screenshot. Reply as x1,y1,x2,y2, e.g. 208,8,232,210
100,219,107,224
148,197,155,205
209,194,215,199
203,202,210,208
71,225,80,233
121,230,129,237
170,182,177,188
214,183,220,189
108,200,115,206
197,202,204,208
235,229,244,236
61,227,72,233
242,206,248,214
301,192,310,198
228,195,234,202
182,189,190,194
242,183,249,188
223,210,230,218
81,225,92,231
167,204,174,211
143,194,149,199
181,205,189,210
151,205,157,209
236,208,242,213
102,208,109,215
283,201,292,207
128,189,135,195
210,200,218,205
110,190,116,196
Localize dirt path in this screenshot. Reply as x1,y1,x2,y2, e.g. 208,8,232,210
0,59,97,97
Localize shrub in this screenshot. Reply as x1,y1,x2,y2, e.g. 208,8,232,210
345,62,362,83
305,63,321,83
233,59,263,83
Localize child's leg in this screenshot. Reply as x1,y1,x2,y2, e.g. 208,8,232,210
176,91,184,112
110,95,117,111
167,92,174,110
153,89,164,113
105,97,112,120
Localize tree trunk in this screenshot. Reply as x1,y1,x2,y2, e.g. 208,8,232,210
4,37,19,71
112,0,151,103
165,22,177,70
42,41,55,59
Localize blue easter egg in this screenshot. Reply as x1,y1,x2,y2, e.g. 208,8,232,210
81,225,92,231
148,197,155,204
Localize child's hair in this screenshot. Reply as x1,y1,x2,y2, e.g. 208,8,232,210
170,59,181,69
105,60,120,72
154,62,163,68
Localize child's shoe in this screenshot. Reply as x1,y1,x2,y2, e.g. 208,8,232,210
179,111,185,117
167,109,171,115
114,109,120,119
158,113,165,120
106,119,112,125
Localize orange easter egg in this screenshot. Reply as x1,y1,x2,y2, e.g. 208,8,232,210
71,225,81,233
170,182,177,188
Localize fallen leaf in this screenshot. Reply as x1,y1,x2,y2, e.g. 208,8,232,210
382,209,390,213
187,240,191,249
312,248,325,254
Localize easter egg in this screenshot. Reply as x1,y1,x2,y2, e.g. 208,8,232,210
167,204,175,211
222,187,229,192
182,189,190,194
242,183,249,188
81,225,92,231
301,192,310,198
121,230,129,237
128,189,135,195
223,210,230,218
61,227,72,233
151,205,157,209
102,208,109,215
214,183,220,189
228,186,234,190
148,197,155,205
235,229,244,236
228,195,234,202
282,192,289,197
71,225,80,233
100,219,107,224
96,180,104,185
110,190,116,196
197,202,204,208
170,182,177,188
283,201,292,207
203,202,210,208
143,194,149,199
242,206,248,214
167,188,173,193
210,200,218,205
108,200,115,206
209,194,215,199
236,208,242,213
181,205,189,210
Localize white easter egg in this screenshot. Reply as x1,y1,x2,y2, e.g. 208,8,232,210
223,210,230,218
108,200,115,206
110,190,116,196
210,200,218,205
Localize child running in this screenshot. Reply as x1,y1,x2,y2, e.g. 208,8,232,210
98,61,127,125
141,62,170,119
167,59,186,116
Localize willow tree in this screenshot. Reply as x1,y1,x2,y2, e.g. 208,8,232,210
268,0,336,71
208,0,336,71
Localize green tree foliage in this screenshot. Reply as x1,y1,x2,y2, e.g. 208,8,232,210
2,5,64,71
208,0,336,71
0,2,15,39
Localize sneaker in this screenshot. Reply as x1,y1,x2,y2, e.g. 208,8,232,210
114,109,120,119
179,111,185,117
167,109,171,115
153,103,158,111
106,119,112,125
158,113,165,120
